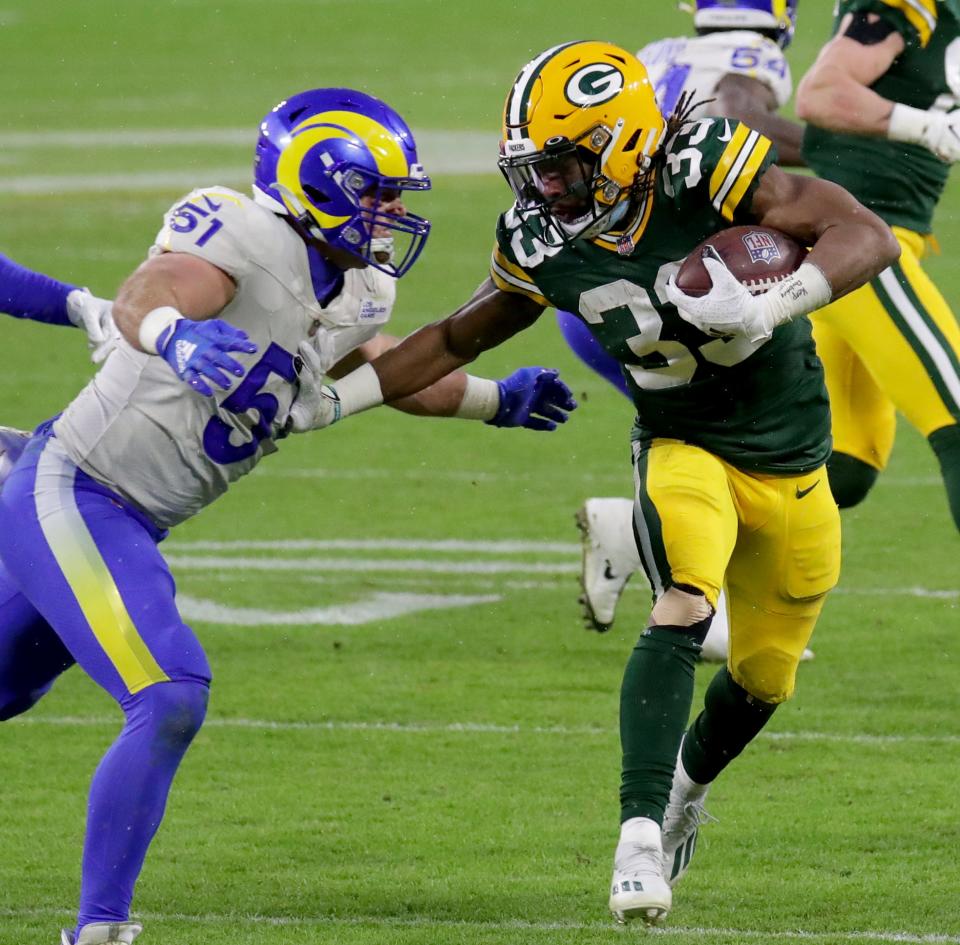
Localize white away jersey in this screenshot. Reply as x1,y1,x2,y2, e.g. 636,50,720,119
639,30,792,119
55,186,395,528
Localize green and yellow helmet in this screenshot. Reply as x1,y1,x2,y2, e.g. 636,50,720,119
498,41,666,243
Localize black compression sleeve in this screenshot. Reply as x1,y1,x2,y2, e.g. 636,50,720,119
843,11,898,45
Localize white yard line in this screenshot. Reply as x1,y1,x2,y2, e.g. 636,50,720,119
0,129,500,193
166,537,582,554
177,591,500,626
12,715,960,745
164,545,958,599
165,553,582,575
0,907,957,942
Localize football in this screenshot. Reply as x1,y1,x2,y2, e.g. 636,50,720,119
674,225,807,297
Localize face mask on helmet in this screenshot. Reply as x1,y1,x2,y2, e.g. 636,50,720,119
252,88,432,278
498,41,665,246
688,0,798,49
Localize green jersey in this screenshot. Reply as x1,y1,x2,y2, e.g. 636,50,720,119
803,0,960,233
491,118,831,475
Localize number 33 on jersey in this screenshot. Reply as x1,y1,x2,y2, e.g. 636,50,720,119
491,117,831,475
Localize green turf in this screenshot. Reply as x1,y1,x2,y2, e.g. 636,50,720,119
1,2,959,944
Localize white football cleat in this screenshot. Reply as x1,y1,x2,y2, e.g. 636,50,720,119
609,817,672,925
575,497,642,632
61,921,143,945
661,745,716,886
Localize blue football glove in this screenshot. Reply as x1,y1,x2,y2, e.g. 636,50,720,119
156,318,258,397
487,367,578,431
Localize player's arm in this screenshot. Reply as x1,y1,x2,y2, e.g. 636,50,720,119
795,10,960,160
712,74,805,166
665,166,900,340
325,328,573,428
749,165,899,298
112,252,257,396
0,251,115,361
286,278,576,431
795,13,905,136
326,332,470,417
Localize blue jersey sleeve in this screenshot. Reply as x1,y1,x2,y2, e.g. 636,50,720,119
0,252,77,327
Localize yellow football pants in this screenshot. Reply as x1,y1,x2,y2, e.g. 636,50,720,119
811,227,960,469
632,439,841,704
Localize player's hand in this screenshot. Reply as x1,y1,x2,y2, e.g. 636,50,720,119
666,249,772,341
66,289,119,364
919,108,960,163
487,366,578,431
156,318,258,396
286,334,341,433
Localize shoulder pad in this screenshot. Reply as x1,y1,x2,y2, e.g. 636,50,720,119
662,118,775,222
154,187,282,279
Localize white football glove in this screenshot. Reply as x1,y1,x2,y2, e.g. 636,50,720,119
666,249,832,343
66,289,119,364
666,250,775,342
888,103,960,163
285,330,341,434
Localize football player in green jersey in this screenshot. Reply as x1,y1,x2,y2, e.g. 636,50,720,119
797,0,960,531
287,41,898,924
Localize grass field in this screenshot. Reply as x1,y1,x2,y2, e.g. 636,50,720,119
0,2,959,944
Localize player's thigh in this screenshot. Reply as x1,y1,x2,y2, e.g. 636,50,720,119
824,232,960,437
632,438,737,605
811,314,896,470
0,560,75,719
725,465,840,703
0,437,211,705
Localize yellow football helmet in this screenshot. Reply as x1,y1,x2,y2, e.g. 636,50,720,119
499,41,666,243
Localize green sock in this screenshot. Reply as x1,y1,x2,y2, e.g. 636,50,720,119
929,424,960,533
619,626,701,825
682,667,777,785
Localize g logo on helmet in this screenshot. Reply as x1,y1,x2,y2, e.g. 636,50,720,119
564,63,624,107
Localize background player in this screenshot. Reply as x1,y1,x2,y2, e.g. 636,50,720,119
0,88,575,945
565,0,809,661
0,251,116,361
797,0,960,533
0,255,116,479
285,43,898,924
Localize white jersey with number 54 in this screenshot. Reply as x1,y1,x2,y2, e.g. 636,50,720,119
55,186,395,528
639,30,792,120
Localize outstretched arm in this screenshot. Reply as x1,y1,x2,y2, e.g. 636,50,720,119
286,279,573,431
370,278,545,401
0,251,115,361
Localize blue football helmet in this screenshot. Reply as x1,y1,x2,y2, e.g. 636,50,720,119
253,88,431,278
690,0,798,48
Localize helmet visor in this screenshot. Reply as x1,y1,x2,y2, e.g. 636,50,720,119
303,163,432,278
499,139,599,226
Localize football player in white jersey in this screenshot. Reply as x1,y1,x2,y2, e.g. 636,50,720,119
563,0,808,662
0,88,576,945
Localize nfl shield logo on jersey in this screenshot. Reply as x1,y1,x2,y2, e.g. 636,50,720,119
741,230,782,265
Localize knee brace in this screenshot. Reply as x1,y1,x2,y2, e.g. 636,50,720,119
929,423,960,532
826,451,879,508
